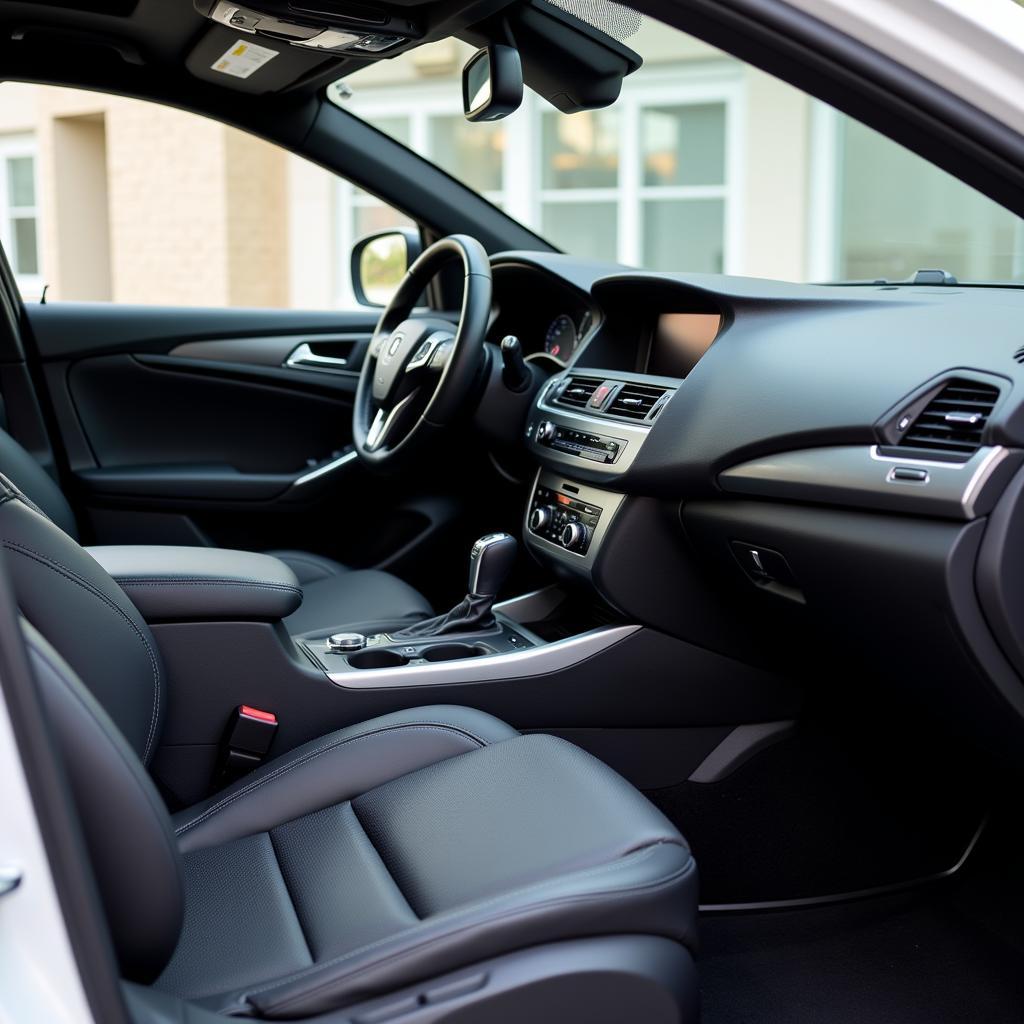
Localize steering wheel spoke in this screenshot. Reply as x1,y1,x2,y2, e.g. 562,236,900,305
365,390,420,452
352,235,491,467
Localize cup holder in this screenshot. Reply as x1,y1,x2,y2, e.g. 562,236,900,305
421,643,486,663
347,649,410,670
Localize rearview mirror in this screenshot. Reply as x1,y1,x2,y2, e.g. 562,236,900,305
351,228,422,307
462,45,523,122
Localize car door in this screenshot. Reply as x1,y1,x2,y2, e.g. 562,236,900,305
3,83,463,579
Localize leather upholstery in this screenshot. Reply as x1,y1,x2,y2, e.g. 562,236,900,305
0,476,164,764
0,427,77,537
4,471,699,1018
87,545,303,622
0,425,433,632
23,622,183,982
157,714,696,1018
267,549,433,634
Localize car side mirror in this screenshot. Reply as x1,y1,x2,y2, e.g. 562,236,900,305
462,45,523,122
350,228,422,307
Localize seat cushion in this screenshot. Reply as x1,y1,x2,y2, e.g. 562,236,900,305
266,549,433,635
156,706,697,1018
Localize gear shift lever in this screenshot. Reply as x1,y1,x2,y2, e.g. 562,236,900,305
390,533,517,639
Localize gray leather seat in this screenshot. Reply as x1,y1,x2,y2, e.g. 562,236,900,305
5,472,700,1022
0,428,432,633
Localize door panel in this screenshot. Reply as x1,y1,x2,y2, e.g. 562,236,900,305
23,302,467,578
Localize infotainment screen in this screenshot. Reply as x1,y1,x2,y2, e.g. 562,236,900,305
646,313,722,378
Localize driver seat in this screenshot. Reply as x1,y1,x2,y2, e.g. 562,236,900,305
0,427,433,634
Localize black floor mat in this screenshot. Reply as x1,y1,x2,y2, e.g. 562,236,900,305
698,817,1024,1023
647,722,985,904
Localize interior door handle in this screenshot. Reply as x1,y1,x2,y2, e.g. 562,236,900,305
284,343,351,374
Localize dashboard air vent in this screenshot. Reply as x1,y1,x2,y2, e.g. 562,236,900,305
606,382,671,421
898,379,1000,456
554,376,603,409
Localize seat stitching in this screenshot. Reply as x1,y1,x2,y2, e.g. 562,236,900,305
175,723,494,836
116,580,301,593
245,843,694,1006
5,540,162,762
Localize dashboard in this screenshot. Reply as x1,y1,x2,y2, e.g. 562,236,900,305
479,250,1024,760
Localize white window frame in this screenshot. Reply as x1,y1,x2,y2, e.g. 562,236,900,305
335,60,745,304
0,134,43,298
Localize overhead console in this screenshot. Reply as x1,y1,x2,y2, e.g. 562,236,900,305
196,0,421,56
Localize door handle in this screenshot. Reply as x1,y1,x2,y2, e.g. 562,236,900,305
284,343,352,374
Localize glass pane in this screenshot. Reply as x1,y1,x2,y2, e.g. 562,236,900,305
642,103,725,186
541,110,620,190
428,115,504,194
541,202,617,261
365,115,411,147
7,156,35,207
642,198,724,272
354,203,414,238
12,216,38,275
837,117,1022,282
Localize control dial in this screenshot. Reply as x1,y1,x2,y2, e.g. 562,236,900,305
529,506,554,532
328,632,367,653
559,521,589,552
535,420,556,443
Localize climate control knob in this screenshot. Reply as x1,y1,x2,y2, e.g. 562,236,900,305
535,420,556,443
559,521,589,552
529,506,553,532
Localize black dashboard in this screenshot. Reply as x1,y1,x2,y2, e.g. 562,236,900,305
483,250,1024,760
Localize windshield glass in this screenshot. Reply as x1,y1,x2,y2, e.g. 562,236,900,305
331,9,1024,285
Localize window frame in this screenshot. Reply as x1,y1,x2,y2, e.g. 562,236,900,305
0,134,43,298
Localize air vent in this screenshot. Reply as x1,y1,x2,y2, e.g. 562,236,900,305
1013,345,1024,364
606,383,671,421
898,379,1000,456
554,376,603,409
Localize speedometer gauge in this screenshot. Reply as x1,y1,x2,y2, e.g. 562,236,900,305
544,314,578,360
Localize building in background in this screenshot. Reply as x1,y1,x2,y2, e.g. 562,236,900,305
0,28,1018,311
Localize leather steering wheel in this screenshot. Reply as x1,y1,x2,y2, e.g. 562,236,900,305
353,235,492,467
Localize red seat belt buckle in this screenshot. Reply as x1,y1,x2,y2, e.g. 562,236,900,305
215,705,279,786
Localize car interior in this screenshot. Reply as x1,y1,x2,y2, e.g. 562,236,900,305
1,0,1024,1022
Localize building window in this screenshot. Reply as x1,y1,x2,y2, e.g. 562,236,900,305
0,136,41,293
339,64,740,303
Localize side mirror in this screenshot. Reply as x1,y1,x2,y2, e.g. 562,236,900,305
462,45,523,122
350,228,422,307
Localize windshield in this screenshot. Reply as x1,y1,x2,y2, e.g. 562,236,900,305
331,11,1024,285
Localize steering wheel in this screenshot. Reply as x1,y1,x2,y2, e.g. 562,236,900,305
353,235,492,467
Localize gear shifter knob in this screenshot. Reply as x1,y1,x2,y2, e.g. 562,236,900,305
469,533,517,598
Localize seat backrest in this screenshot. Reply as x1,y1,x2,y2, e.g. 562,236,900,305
22,618,183,982
0,474,164,764
0,427,78,539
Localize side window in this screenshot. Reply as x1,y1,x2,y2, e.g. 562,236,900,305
0,84,412,309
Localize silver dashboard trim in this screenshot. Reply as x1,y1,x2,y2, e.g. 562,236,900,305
719,444,1023,520
523,470,627,574
326,623,640,689
527,397,653,476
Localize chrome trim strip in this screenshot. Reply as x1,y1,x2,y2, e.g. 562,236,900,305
292,449,358,487
719,444,1023,520
326,624,640,689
